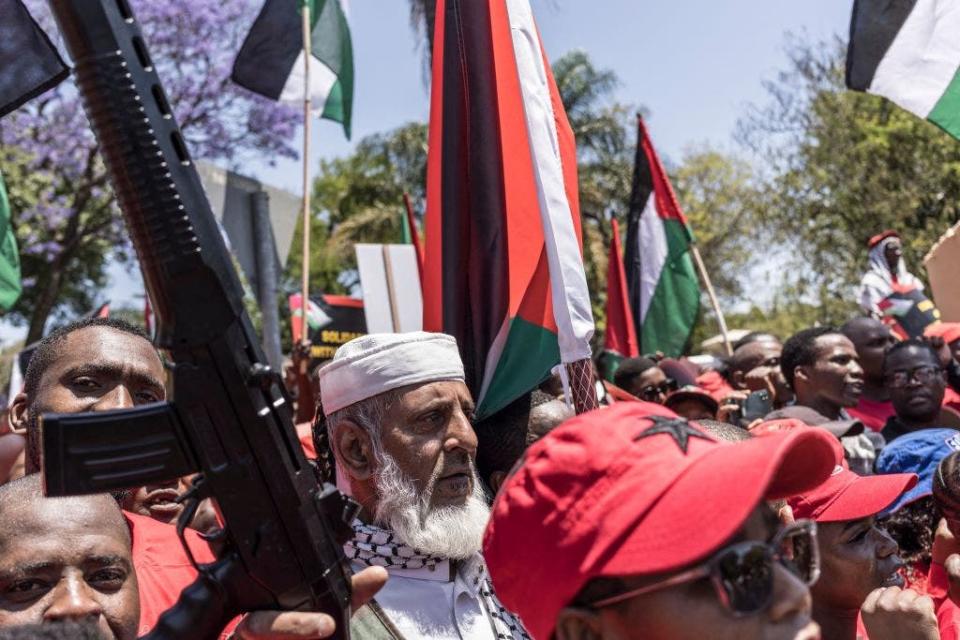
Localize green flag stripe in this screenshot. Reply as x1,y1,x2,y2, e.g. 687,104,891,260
640,218,699,357
476,317,559,420
929,67,960,139
308,0,353,137
0,172,22,312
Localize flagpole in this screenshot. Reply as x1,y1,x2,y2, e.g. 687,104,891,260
300,1,313,346
689,244,733,356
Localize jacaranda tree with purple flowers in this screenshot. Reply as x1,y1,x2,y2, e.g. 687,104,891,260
0,0,299,343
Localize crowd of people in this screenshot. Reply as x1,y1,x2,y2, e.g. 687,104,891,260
1,232,960,640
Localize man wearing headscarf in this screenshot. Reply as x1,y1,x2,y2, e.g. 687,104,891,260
317,332,529,639
860,231,938,338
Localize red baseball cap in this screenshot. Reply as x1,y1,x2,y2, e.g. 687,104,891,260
925,322,960,346
483,401,838,640
788,465,917,523
868,230,900,248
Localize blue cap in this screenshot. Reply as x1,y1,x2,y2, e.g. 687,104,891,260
876,429,960,514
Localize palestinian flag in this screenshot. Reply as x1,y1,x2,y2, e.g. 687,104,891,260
0,173,21,312
624,116,700,357
0,0,68,118
233,0,354,138
847,0,960,139
423,0,595,420
602,218,639,380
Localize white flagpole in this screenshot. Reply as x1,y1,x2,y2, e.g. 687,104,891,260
300,1,313,345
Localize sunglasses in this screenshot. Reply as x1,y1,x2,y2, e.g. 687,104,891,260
639,378,678,401
590,520,819,616
886,365,943,389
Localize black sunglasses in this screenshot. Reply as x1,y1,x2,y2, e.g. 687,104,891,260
639,378,678,401
590,520,819,616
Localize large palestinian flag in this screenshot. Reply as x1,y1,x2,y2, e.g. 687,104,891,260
624,116,700,357
0,172,21,312
602,218,638,380
847,0,960,139
423,0,594,420
0,0,68,118
233,0,354,138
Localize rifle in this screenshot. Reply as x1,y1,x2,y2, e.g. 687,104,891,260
39,1,357,638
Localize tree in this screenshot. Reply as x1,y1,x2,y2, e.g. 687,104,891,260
285,122,428,295
737,35,960,324
1,0,299,343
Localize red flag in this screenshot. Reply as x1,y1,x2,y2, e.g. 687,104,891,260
603,218,639,362
423,0,595,419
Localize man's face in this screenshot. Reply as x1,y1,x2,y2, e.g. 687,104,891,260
624,367,670,404
379,380,478,509
846,322,895,381
578,506,818,640
731,341,793,404
797,335,864,410
885,346,945,423
810,516,902,611
884,239,902,272
12,327,166,474
0,499,139,639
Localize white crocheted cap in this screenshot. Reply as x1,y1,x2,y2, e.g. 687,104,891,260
318,331,465,416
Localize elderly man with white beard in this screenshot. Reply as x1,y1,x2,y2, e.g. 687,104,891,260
317,332,530,640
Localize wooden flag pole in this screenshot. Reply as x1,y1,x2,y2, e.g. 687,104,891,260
300,1,312,346
689,244,733,356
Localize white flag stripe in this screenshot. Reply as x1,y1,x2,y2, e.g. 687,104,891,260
506,0,594,364
637,195,667,322
869,0,960,117
279,50,338,116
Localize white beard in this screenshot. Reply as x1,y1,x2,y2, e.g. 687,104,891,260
372,451,490,560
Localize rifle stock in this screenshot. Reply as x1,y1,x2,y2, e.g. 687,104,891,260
41,1,356,637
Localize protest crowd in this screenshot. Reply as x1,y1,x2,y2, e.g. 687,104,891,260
4,0,960,640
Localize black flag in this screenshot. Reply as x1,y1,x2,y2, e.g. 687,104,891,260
0,1,68,118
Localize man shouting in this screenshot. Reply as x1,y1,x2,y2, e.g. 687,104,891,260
319,331,528,639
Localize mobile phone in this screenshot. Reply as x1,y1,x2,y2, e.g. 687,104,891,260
742,390,773,423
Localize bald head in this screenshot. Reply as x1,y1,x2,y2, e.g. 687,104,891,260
0,476,138,639
841,316,895,381
527,399,574,443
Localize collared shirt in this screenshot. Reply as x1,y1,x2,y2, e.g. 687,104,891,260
352,554,498,640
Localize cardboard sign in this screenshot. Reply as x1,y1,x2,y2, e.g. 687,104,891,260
925,222,960,321
355,244,423,333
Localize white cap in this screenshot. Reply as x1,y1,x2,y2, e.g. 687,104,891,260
318,331,465,416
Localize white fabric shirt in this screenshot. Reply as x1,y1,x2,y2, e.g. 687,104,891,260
352,554,498,640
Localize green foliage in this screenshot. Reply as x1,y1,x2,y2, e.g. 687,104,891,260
737,35,960,313
285,122,428,295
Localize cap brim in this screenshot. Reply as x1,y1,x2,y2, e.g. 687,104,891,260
821,419,865,439
818,473,918,523
881,477,931,516
665,392,719,413
591,428,838,577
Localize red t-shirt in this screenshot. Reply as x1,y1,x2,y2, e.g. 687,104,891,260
848,397,895,432
126,511,216,635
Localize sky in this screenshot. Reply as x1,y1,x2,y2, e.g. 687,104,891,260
0,0,855,347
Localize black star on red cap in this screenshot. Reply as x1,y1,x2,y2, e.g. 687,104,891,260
634,415,712,454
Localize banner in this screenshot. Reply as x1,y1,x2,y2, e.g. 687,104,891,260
289,293,366,364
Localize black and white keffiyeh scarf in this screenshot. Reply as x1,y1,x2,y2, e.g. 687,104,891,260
344,521,530,640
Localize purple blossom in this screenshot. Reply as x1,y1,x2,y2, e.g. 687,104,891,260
3,0,299,331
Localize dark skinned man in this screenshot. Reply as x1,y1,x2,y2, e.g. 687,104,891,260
782,327,866,422
728,336,794,409
484,401,843,640
320,331,528,639
842,318,898,432
9,317,386,639
613,357,673,404
788,462,940,640
0,475,138,639
882,339,954,443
